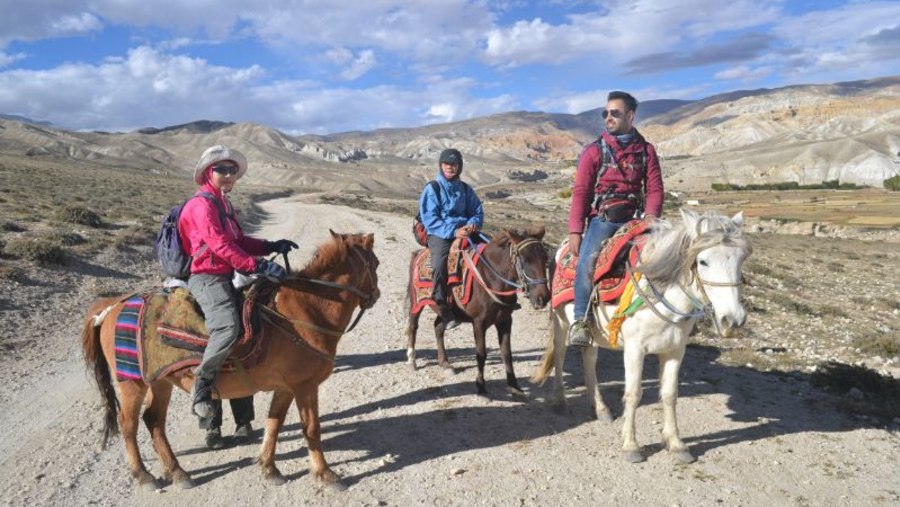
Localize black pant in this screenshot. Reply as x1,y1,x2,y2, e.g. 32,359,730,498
199,396,255,430
427,235,454,305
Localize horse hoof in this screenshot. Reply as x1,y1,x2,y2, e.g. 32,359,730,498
175,477,196,490
673,450,696,464
139,479,162,491
507,386,527,399
438,361,453,369
328,480,348,492
266,474,287,486
407,361,418,371
623,450,644,463
551,401,568,415
596,411,614,424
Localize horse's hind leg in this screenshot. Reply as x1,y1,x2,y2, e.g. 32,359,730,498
257,390,294,485
621,343,646,463
143,380,193,488
434,313,452,369
659,349,695,464
581,345,612,423
472,320,489,396
406,310,421,370
118,381,159,489
495,317,525,398
550,310,568,412
296,388,346,491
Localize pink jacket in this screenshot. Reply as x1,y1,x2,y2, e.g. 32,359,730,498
177,181,268,275
568,129,664,234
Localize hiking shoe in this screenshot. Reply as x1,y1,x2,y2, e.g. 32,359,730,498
191,377,215,420
234,423,254,444
568,320,592,347
205,428,225,450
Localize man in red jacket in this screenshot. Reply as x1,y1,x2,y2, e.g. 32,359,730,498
567,91,664,347
179,145,297,421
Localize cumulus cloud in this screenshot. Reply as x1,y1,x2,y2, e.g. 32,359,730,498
326,48,378,81
0,51,27,68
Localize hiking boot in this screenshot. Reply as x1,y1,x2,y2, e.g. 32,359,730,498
234,423,254,444
439,305,461,330
191,377,215,420
205,427,225,450
568,320,592,347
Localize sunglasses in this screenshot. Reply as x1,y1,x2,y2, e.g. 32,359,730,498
211,164,239,176
602,109,627,119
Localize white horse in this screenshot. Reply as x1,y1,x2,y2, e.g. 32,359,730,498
533,209,752,464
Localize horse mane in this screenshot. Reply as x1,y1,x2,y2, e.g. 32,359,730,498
636,210,751,287
294,234,351,279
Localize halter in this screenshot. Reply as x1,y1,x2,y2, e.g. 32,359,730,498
461,237,547,305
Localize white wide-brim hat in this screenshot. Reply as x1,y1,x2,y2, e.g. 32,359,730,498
193,145,248,185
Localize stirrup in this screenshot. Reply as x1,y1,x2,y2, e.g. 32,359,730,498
568,321,592,347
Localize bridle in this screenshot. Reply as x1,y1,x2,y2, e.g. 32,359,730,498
462,237,548,305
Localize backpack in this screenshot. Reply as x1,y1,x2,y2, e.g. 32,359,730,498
412,181,441,246
156,191,227,279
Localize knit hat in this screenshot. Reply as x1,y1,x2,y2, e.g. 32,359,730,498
193,145,247,185
438,148,463,170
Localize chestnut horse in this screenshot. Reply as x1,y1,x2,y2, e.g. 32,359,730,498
81,231,379,491
405,227,550,397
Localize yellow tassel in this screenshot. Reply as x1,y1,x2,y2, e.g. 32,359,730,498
606,273,641,348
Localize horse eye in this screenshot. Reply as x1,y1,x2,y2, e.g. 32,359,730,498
698,259,709,267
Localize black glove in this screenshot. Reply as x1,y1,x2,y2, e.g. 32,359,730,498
255,258,287,281
267,239,299,255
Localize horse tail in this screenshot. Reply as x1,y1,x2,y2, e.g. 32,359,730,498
81,299,120,448
531,321,557,384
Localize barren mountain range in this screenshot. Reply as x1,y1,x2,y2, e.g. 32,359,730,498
1,76,898,193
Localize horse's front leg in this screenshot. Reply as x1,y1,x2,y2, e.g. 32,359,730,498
434,310,452,369
257,390,294,485
143,380,193,489
297,388,346,491
495,316,525,398
473,319,489,396
659,349,695,463
621,343,646,463
406,308,421,370
581,345,612,423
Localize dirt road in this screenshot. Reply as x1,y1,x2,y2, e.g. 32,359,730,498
1,194,897,506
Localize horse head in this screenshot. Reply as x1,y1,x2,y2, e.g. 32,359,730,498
493,226,550,309
680,209,752,337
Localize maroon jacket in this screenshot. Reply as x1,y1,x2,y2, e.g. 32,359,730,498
568,129,664,234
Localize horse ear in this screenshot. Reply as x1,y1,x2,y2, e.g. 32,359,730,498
329,229,339,239
493,230,511,247
679,208,700,238
527,225,546,240
731,211,744,227
363,233,375,249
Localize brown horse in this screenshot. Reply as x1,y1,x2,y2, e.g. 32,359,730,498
81,231,379,491
405,227,550,397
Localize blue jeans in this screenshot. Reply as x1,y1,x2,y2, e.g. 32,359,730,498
573,216,626,320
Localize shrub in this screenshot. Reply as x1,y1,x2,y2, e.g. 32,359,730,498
1,221,25,232
884,175,900,191
55,206,103,227
557,188,573,199
3,238,67,265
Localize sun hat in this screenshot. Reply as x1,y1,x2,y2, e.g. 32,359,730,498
193,145,247,185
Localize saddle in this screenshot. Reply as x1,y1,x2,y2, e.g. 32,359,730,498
550,219,651,309
113,281,277,382
409,237,487,315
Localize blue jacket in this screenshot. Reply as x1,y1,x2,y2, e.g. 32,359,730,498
419,171,484,240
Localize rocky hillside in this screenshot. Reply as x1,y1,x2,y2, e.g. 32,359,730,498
0,76,898,193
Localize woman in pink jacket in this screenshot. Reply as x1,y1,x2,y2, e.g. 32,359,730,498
179,145,297,422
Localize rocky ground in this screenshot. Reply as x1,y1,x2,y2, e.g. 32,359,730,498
0,194,898,506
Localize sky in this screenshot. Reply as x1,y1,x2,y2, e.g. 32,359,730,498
0,0,898,134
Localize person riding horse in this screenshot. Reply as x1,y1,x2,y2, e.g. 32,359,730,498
567,91,665,347
418,148,484,330
179,145,298,421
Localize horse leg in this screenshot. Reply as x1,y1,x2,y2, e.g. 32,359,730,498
296,387,346,491
473,320,489,397
257,390,294,485
582,345,612,423
621,343,646,463
434,314,452,369
550,311,568,413
495,317,525,398
118,381,160,489
406,309,421,370
659,349,695,464
142,380,193,489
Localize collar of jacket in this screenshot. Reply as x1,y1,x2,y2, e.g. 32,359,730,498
601,129,646,155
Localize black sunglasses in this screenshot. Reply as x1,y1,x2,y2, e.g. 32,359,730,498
601,109,627,119
211,164,239,176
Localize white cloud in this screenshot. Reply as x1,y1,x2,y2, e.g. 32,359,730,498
0,51,27,68
533,89,608,114
714,65,773,81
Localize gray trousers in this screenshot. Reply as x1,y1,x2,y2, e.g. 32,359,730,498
188,273,241,382
427,235,453,305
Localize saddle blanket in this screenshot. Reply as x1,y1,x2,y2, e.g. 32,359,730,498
410,240,487,315
112,282,275,382
551,219,650,309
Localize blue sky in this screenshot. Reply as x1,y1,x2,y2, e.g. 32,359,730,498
1,0,898,134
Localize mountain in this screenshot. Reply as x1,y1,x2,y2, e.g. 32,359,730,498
1,76,898,193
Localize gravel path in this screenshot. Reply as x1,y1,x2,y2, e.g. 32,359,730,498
0,194,898,506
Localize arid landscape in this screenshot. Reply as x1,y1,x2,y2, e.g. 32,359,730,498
1,77,899,506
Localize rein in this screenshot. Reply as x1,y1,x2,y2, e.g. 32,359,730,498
459,237,546,306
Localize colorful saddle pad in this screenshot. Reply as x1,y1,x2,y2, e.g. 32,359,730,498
551,219,650,309
410,238,487,315
112,281,276,382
